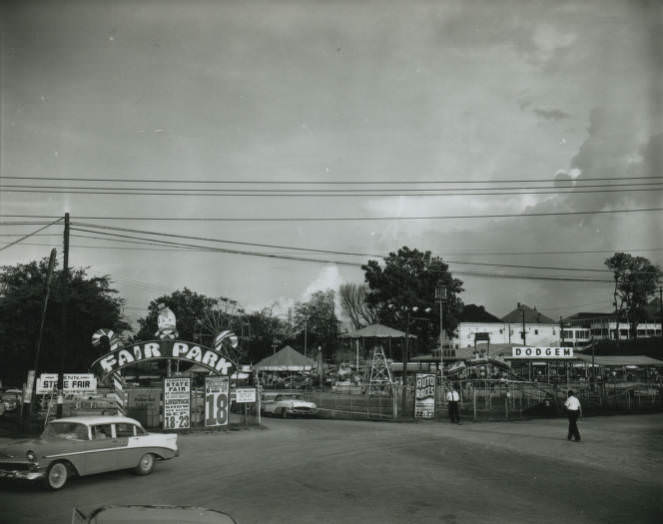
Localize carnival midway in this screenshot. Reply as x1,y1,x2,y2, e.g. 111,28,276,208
3,298,662,435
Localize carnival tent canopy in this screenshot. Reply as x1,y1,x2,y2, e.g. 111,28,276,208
254,345,317,371
340,323,416,339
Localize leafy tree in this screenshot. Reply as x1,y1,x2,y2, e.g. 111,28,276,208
605,252,662,339
243,307,295,363
293,290,340,360
362,247,463,354
339,283,378,330
0,258,130,386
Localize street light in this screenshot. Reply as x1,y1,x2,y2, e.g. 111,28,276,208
388,303,432,418
435,283,448,376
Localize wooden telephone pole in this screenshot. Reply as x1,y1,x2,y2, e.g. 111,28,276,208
56,213,70,418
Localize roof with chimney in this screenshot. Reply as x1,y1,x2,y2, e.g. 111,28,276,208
501,304,555,324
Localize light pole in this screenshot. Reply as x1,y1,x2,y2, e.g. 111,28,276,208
435,283,447,376
389,303,432,419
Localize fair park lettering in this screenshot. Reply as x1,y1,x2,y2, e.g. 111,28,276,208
92,341,232,376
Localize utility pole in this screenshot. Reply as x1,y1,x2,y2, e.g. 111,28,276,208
304,317,308,358
24,249,57,429
518,303,526,345
402,309,410,419
435,283,447,377
659,286,662,340
56,213,70,418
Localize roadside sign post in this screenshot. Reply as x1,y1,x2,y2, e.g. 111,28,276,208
204,376,229,427
163,377,191,430
414,373,436,419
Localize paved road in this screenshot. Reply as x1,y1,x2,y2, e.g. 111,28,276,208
1,414,662,523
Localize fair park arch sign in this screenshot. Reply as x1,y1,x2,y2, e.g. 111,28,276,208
90,340,233,381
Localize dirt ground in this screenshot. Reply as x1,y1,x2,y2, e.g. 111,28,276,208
1,414,661,523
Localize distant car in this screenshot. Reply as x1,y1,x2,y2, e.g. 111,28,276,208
0,415,178,490
261,393,318,418
0,389,22,415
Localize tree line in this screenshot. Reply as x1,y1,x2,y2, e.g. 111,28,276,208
0,247,659,386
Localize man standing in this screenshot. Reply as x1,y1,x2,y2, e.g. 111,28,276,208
446,383,461,424
564,390,582,441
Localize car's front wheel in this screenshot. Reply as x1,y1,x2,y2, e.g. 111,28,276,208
134,453,155,475
45,461,68,490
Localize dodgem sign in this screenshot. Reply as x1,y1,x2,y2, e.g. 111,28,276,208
511,347,574,359
90,340,233,378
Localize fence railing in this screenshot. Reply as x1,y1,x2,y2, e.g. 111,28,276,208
301,379,663,422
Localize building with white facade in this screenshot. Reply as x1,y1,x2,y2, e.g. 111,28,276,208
451,304,559,349
563,312,662,346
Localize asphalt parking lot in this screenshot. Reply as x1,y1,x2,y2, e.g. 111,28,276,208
1,414,662,523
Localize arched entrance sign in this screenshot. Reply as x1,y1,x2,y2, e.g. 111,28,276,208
90,339,233,380
90,307,239,382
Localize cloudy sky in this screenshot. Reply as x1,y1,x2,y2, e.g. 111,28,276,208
1,0,661,327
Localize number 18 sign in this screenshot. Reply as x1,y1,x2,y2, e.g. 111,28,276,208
163,377,191,430
205,376,229,427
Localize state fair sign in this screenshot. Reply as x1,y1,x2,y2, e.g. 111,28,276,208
163,377,191,430
511,347,574,359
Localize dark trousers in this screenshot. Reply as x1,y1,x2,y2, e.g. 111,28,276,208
448,401,460,423
567,410,581,441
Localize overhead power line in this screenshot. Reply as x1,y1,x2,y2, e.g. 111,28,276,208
73,221,382,258
2,175,662,185
3,206,663,221
0,218,63,252
70,226,613,284
65,206,663,221
3,181,662,192
0,221,60,226
2,186,662,197
73,221,615,274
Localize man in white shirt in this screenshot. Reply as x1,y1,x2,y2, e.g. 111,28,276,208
564,390,582,442
446,384,461,424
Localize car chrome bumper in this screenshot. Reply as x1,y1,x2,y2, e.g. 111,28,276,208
288,409,318,415
0,468,44,481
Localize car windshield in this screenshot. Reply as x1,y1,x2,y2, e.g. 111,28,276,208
42,422,89,441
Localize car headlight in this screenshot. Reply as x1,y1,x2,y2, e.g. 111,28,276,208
26,450,36,462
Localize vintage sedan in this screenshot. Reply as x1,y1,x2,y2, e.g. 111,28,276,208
0,389,22,416
0,415,178,490
261,392,318,418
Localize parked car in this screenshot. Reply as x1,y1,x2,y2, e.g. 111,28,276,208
0,415,178,490
0,389,22,415
261,392,318,418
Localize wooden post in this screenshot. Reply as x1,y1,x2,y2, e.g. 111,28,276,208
473,388,477,421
